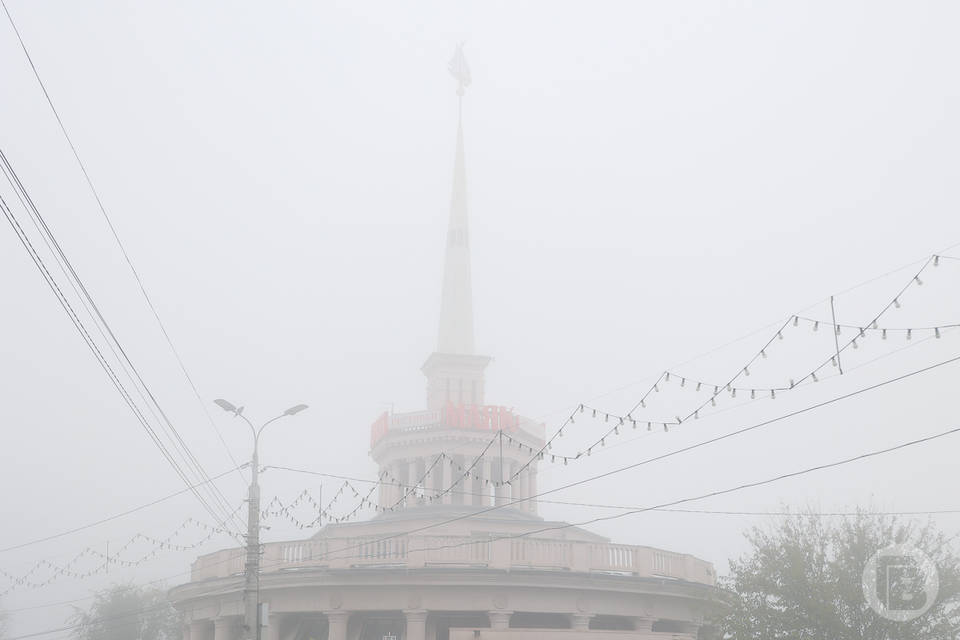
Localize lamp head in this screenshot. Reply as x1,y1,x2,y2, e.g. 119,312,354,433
284,404,309,416
214,398,239,414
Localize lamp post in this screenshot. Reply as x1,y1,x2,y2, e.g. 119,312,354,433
215,399,308,640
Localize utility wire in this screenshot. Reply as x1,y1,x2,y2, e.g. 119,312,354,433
0,150,243,535
0,0,246,491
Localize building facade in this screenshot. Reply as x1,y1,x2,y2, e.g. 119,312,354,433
170,50,722,640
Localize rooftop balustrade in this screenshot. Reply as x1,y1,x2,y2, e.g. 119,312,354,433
189,534,715,586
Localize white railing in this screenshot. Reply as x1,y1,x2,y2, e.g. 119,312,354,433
191,535,714,585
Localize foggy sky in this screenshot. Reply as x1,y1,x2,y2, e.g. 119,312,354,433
2,2,960,637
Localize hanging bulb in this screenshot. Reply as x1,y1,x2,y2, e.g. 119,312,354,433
675,415,682,424
641,399,646,408
654,384,660,393
793,316,799,327
604,413,609,423
907,329,912,340
744,366,750,376
814,321,819,332
915,276,923,286
750,389,756,399
836,325,842,336
579,404,585,413
592,409,597,418
852,339,858,349
934,255,940,266
663,424,669,432
812,372,819,382
570,415,575,424
680,377,686,387
614,425,619,435
696,382,702,391
647,422,653,431
551,455,555,463
694,410,699,419
859,327,866,338
715,385,720,394
771,389,776,399
587,448,592,456
882,328,888,340
778,331,784,340
665,372,670,382
894,298,901,309
732,388,737,398
559,428,564,437
761,349,767,359
631,419,637,429
563,458,568,466
711,396,716,406
789,378,795,389
601,438,606,446
831,356,837,367
935,327,941,339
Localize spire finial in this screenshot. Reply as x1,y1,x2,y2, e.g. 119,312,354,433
448,43,471,118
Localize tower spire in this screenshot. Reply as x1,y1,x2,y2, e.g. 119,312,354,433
437,44,474,355
422,46,490,411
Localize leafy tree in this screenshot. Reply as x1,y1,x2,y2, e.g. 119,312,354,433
717,510,960,639
70,584,181,640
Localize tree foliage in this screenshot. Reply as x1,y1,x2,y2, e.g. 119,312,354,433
70,584,181,640
718,510,960,639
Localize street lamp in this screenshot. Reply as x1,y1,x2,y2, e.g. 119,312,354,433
215,399,308,640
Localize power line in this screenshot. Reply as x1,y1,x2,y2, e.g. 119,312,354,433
11,420,960,640
0,0,246,492
0,149,243,536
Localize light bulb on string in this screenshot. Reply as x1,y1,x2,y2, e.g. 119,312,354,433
696,382,701,391
936,327,941,339
934,255,940,266
665,372,670,382
744,366,750,376
680,377,686,387
778,331,783,340
770,390,776,399
907,329,912,340
915,276,923,286
750,389,756,399
852,339,858,349
814,321,819,332
793,316,799,327
894,298,901,309
812,372,819,382
761,349,767,359
882,329,888,340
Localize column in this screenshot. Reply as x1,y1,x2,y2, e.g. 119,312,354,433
570,613,593,631
494,459,508,506
265,612,285,640
487,611,513,631
516,467,529,508
450,456,466,504
188,621,209,640
324,611,350,640
478,460,489,507
404,609,428,640
527,466,538,515
212,617,237,640
402,459,413,508
442,455,453,505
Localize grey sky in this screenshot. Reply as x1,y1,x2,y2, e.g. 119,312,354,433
1,1,959,636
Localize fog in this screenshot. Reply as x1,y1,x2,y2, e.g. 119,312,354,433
1,2,959,639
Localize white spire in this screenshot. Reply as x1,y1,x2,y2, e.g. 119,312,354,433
437,46,475,355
